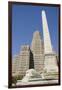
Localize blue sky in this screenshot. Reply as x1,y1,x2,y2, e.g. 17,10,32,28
12,4,59,56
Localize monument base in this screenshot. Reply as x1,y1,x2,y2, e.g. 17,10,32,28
21,69,42,82
42,72,58,79
43,53,58,79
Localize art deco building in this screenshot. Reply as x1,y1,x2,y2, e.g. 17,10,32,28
12,45,30,76
31,31,44,73
18,45,30,76
12,55,20,76
12,31,44,76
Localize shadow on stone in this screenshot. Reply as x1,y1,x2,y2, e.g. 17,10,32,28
29,50,34,69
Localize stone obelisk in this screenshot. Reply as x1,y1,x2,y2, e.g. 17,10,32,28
41,10,58,79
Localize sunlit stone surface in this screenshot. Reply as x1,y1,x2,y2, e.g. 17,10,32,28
41,10,58,79
12,55,20,76
21,69,42,82
42,10,53,54
31,31,44,73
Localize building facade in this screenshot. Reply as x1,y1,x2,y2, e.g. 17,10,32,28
31,31,44,73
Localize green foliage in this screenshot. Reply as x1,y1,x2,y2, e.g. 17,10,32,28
17,75,23,80
12,75,23,82
12,77,17,85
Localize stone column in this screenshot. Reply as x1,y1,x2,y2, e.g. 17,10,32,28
41,10,58,79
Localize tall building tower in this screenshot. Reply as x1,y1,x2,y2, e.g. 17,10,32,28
12,55,20,76
42,10,58,79
18,45,30,76
31,31,44,73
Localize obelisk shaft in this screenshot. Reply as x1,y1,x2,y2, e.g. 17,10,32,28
42,10,53,54
41,10,58,78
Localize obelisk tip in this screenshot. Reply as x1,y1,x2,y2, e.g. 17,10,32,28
41,10,45,16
